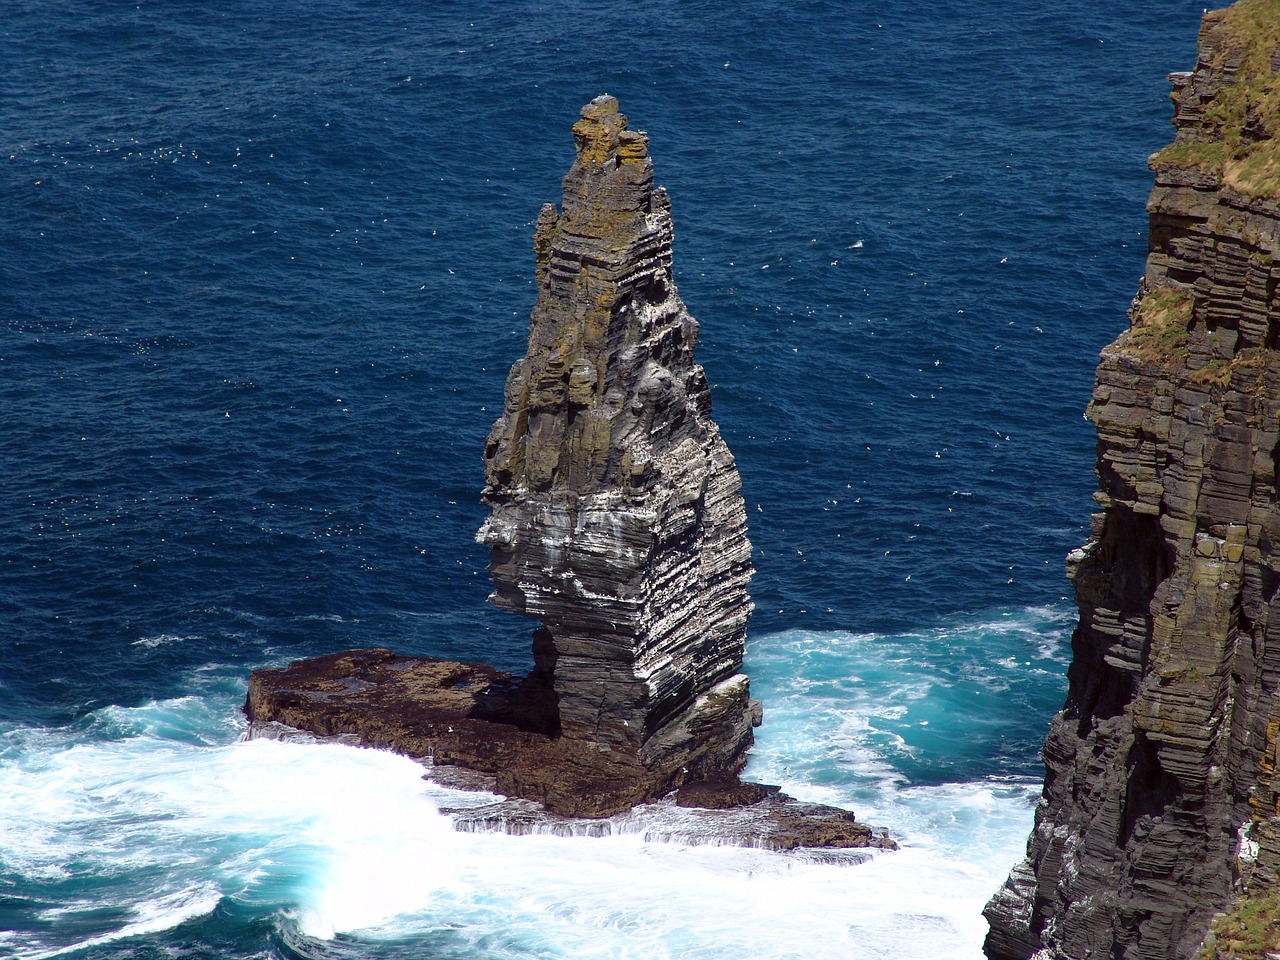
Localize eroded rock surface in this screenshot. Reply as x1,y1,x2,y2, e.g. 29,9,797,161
247,647,738,818
477,94,757,767
985,6,1280,959
245,646,893,848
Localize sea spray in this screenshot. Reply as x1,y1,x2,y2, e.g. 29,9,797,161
0,608,1066,958
745,607,1072,802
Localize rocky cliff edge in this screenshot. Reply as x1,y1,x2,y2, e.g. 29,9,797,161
984,2,1280,958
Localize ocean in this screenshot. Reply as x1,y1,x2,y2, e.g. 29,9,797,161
1,1,1208,957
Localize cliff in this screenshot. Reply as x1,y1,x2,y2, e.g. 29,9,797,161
985,2,1280,958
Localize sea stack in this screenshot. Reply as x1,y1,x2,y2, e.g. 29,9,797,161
245,97,821,827
477,94,758,767
985,3,1280,958
246,99,883,844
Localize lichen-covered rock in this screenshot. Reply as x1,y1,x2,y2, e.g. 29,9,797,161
985,4,1280,959
477,95,757,772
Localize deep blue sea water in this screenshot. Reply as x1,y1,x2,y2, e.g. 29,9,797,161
2,2,1208,957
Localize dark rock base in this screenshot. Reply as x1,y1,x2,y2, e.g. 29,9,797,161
245,648,893,850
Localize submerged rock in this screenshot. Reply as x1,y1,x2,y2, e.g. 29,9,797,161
985,4,1280,958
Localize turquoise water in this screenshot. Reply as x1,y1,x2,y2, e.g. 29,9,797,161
1,609,1069,959
2,0,1205,956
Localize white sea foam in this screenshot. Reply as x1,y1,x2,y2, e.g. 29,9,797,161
0,675,1039,960
133,632,197,648
351,832,990,959
1,700,459,955
3,609,1065,958
27,886,224,959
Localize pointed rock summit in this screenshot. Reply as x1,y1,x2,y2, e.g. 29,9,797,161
478,94,758,765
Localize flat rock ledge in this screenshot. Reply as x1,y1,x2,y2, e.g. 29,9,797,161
245,648,894,852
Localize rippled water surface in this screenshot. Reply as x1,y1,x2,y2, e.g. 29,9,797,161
2,1,1207,957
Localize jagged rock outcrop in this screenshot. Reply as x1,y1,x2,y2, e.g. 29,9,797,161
243,98,877,841
477,94,757,767
985,4,1280,958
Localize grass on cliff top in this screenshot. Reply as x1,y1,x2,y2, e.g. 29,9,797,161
1116,287,1193,365
1199,890,1280,959
1152,0,1280,198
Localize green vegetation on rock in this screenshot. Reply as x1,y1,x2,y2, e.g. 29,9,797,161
1199,892,1280,959
1188,358,1233,387
1152,0,1280,198
1116,286,1193,365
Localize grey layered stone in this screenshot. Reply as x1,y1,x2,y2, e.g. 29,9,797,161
985,10,1280,960
477,94,757,765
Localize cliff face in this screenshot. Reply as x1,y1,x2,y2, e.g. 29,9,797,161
986,4,1280,959
477,95,757,768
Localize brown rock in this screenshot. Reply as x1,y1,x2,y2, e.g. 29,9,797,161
674,779,780,809
246,647,890,849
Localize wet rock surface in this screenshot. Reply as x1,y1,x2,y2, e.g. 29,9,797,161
985,7,1280,959
246,646,741,820
245,647,894,849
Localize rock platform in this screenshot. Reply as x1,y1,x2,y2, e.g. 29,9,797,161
246,647,894,849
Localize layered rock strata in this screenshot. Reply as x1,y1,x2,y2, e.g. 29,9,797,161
477,95,757,767
245,99,885,846
985,4,1280,958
